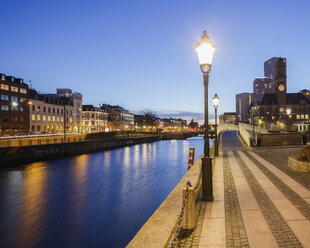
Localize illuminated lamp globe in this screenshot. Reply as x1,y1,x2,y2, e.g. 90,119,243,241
195,31,216,73
212,93,220,109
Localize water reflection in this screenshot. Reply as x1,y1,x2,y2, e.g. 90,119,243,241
0,137,204,248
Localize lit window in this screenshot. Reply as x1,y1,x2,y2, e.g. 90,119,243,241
279,107,284,112
12,105,18,111
32,114,36,121
48,116,51,121
20,88,27,94
37,115,41,121
20,98,26,103
52,116,55,121
305,114,309,119
43,116,46,121
11,86,18,92
11,96,18,102
0,84,9,90
1,95,9,100
296,115,300,119
1,105,9,111
57,117,60,122
69,117,72,123
20,107,24,111
301,115,305,119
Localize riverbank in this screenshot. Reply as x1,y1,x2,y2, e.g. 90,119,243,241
0,132,200,167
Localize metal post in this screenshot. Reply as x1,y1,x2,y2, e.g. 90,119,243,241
214,107,218,156
202,70,213,201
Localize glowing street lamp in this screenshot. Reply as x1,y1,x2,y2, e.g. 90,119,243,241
212,93,220,156
195,30,215,201
286,108,291,131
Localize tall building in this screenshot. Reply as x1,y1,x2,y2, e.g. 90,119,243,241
29,89,75,134
236,93,253,123
253,77,275,100
0,73,29,135
299,89,310,101
56,88,83,133
250,57,310,131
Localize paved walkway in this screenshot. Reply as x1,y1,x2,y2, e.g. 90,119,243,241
198,131,310,248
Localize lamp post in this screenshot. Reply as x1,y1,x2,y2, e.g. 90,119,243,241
195,30,215,201
212,93,220,156
286,108,291,131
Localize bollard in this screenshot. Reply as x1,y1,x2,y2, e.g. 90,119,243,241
188,147,195,170
182,186,196,230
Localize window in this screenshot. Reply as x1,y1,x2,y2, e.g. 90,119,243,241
37,106,40,112
32,105,35,111
61,117,63,122
269,83,273,89
306,114,309,119
0,84,9,90
61,109,63,114
43,106,46,112
11,86,18,92
52,116,55,121
1,105,9,111
57,117,60,122
69,117,72,123
37,126,40,131
301,114,305,119
11,106,18,111
53,108,55,113
279,107,284,113
20,88,27,94
264,83,267,89
32,114,36,121
20,107,24,111
43,116,46,121
48,107,51,113
57,109,59,114
37,115,41,121
1,95,9,100
20,98,26,103
296,115,300,119
11,96,18,102
48,116,51,121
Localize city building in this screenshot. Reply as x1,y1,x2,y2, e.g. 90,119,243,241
249,57,310,131
28,89,74,134
56,89,83,133
236,93,254,123
0,73,29,135
162,118,187,132
299,89,310,100
253,77,275,100
188,118,199,131
134,114,159,132
101,104,134,131
219,112,236,124
82,105,108,133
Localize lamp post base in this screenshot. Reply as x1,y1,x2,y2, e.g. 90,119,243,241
201,156,214,201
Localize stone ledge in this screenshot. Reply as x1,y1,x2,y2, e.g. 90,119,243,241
288,156,310,173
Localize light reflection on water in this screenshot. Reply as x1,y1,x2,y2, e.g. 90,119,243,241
0,137,205,248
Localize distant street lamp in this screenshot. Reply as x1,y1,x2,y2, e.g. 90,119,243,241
212,93,220,156
286,108,291,131
196,30,215,201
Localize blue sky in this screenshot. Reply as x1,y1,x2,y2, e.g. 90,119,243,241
0,0,309,121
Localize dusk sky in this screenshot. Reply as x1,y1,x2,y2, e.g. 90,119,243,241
1,0,309,121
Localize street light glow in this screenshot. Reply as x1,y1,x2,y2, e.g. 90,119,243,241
12,101,18,107
212,93,220,109
286,108,291,115
195,31,216,71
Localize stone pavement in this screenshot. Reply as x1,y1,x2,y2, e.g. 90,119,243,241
197,132,310,248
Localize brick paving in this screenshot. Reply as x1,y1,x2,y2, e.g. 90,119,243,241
233,151,302,247
245,150,310,222
223,152,249,248
253,147,310,190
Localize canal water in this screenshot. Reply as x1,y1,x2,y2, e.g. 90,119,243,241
0,137,205,248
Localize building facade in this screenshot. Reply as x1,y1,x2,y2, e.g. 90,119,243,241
249,57,310,131
101,104,134,131
236,93,253,123
0,73,29,135
219,112,236,124
29,89,74,134
82,105,108,133
56,89,83,133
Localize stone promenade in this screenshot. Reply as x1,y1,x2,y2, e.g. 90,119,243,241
198,131,310,248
